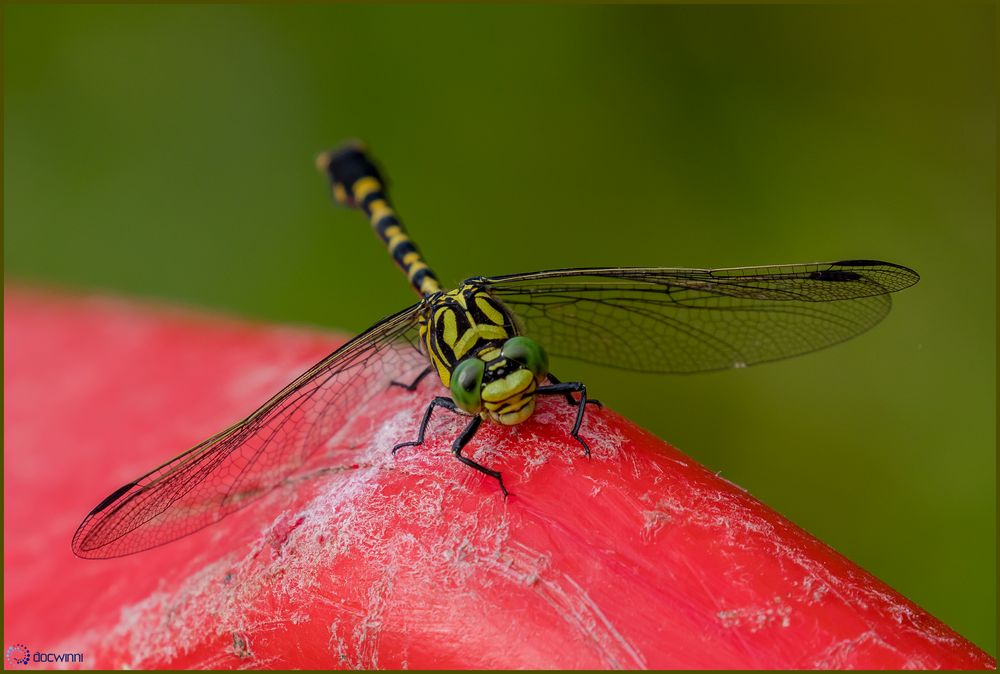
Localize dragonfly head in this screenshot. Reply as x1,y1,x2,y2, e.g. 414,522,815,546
450,336,549,426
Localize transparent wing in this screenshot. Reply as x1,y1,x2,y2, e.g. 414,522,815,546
483,260,918,374
72,303,426,559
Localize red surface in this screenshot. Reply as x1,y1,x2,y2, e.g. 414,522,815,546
3,287,994,669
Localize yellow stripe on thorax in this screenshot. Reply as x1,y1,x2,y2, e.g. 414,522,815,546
438,308,458,347
475,296,505,326
452,323,509,360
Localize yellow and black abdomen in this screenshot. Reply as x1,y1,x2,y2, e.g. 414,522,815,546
318,144,541,427
318,143,441,297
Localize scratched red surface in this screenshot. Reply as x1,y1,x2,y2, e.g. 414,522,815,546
3,287,993,669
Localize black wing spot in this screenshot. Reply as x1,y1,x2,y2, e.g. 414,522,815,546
484,260,917,374
810,270,863,282
88,482,138,516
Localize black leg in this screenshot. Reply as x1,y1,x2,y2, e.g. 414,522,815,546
392,396,459,455
546,373,602,408
390,366,434,392
451,415,508,497
536,381,595,457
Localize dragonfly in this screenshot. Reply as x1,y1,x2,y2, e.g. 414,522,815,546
72,142,919,558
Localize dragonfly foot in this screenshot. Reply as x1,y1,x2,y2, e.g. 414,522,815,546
392,441,420,456
450,415,509,497
392,396,459,456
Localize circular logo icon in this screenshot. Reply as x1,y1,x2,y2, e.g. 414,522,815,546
6,643,30,666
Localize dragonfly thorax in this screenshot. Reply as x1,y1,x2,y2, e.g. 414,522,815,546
418,282,521,388
419,283,549,425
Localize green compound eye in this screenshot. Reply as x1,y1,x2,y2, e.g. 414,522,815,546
501,336,549,379
450,358,485,413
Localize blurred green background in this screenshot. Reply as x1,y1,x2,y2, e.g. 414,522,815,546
4,3,994,654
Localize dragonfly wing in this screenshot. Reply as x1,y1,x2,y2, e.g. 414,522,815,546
483,260,918,374
72,303,426,559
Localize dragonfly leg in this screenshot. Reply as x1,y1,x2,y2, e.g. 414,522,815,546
390,366,433,392
546,373,602,408
536,381,594,458
392,396,459,455
451,415,508,497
